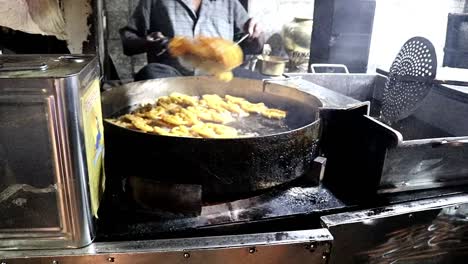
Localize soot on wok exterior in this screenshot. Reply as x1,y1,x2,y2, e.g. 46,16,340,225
102,77,322,201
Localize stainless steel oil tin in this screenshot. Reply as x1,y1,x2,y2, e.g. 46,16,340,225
0,55,103,250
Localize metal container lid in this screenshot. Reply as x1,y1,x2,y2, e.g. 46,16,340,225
0,55,95,79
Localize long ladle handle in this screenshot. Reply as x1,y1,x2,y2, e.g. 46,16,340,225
376,68,468,87
235,34,250,45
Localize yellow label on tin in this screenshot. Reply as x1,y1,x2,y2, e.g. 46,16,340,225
81,79,105,218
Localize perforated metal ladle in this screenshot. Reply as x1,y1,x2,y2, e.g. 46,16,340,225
378,37,468,123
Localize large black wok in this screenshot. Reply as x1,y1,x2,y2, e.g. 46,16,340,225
102,77,322,202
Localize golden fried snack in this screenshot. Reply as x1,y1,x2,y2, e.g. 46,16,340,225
169,92,199,106
186,106,233,124
107,119,134,129
152,119,175,129
157,101,182,114
261,108,287,119
191,123,238,138
191,123,218,138
200,94,249,117
225,101,249,116
134,103,154,113
123,114,154,132
187,106,212,121
208,123,238,138
152,126,171,136
168,36,243,82
170,126,193,137
239,101,267,113
225,95,247,104
112,93,287,138
156,96,171,104
144,106,166,119
202,95,231,112
180,108,201,125
162,113,189,126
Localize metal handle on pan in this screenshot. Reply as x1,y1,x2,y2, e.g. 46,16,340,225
310,64,349,74
0,62,48,72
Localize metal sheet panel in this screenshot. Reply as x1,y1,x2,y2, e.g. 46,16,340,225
1,229,333,264
321,194,468,264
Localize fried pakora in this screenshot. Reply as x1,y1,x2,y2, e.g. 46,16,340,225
191,123,238,138
261,108,287,119
168,36,243,82
110,93,287,138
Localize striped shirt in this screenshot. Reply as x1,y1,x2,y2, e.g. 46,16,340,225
120,0,255,75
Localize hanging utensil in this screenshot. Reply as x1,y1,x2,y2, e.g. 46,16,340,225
378,37,438,123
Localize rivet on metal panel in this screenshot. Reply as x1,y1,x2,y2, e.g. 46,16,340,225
249,247,256,254
184,252,190,259
306,242,317,252
107,257,115,262
324,244,331,254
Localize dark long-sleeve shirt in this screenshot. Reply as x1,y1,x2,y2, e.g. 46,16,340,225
120,0,263,75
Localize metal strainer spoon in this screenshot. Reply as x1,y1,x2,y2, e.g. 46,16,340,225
378,37,438,123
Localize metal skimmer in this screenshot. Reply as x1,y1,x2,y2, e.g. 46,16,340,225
380,37,437,123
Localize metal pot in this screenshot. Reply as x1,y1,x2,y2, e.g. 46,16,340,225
102,77,322,202
282,17,313,71
257,55,288,76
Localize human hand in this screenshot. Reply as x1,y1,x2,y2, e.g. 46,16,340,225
146,32,169,55
147,32,166,42
244,18,263,39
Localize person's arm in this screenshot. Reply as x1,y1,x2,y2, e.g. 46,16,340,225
119,0,166,56
232,0,264,54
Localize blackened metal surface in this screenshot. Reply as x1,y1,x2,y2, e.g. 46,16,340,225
102,77,322,201
96,185,346,241
128,176,202,216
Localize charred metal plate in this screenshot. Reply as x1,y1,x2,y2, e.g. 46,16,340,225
97,185,346,241
1,229,333,264
321,194,468,264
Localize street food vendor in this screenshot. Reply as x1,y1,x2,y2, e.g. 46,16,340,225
120,0,265,81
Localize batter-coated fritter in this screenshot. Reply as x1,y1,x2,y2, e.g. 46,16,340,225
152,126,171,136
191,123,238,138
169,92,198,106
162,113,189,126
111,93,287,138
239,101,267,113
123,114,154,132
145,106,166,119
225,95,246,104
186,106,234,124
261,108,287,119
170,126,193,137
